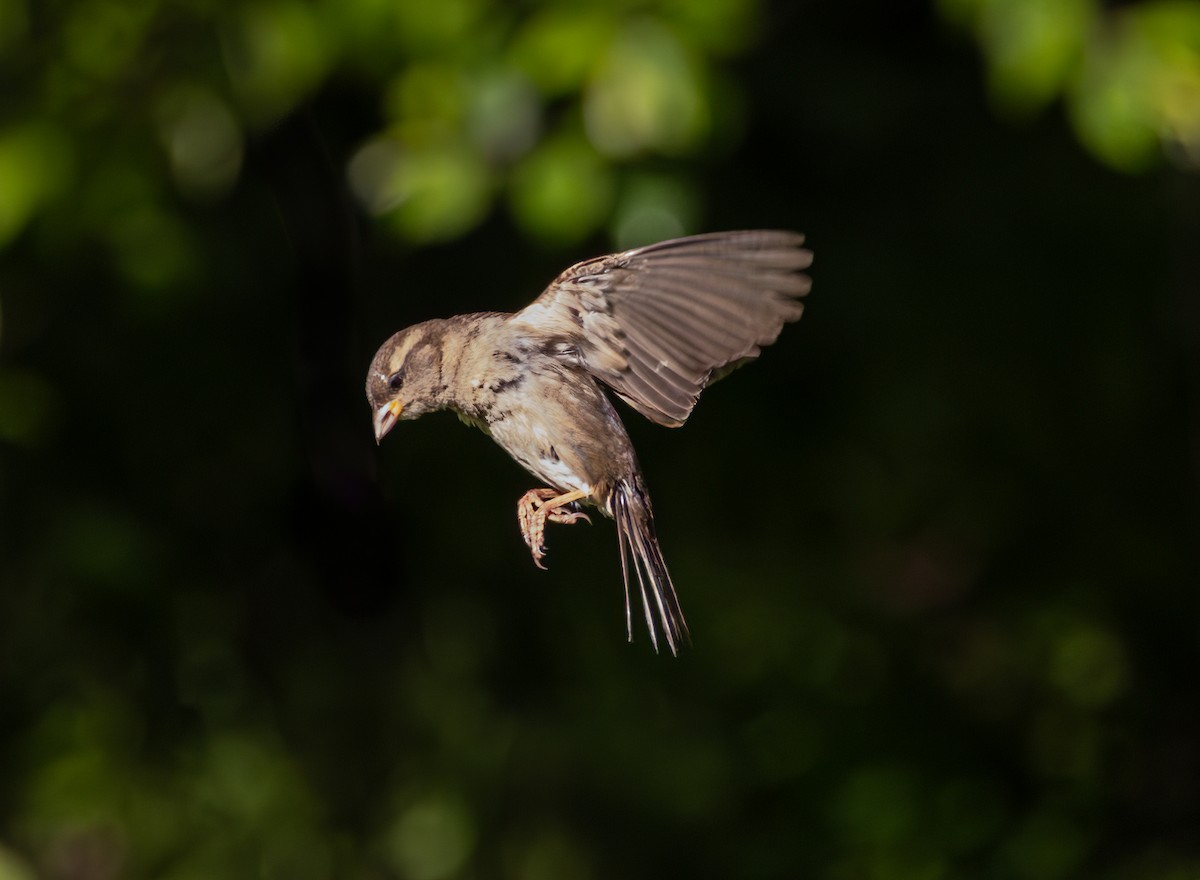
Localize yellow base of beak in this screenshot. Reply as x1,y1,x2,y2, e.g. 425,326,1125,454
374,400,404,444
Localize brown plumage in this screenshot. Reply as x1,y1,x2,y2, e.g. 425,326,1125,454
366,230,812,654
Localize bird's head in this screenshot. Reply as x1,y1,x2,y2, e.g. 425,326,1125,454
365,320,451,444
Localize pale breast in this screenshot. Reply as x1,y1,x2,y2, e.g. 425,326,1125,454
487,406,594,495
450,325,638,501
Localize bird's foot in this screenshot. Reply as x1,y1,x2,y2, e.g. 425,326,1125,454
517,488,591,569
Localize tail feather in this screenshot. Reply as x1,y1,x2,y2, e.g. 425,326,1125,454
612,478,689,655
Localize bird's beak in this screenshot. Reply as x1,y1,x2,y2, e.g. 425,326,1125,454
374,400,404,444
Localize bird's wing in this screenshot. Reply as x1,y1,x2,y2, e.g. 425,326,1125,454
511,230,812,427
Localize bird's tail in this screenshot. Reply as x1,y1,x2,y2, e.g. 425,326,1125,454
611,477,689,655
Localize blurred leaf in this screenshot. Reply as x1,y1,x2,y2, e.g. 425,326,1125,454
982,0,1091,116
833,765,920,849
383,63,468,131
660,0,759,56
1069,17,1166,171
107,205,196,292
156,85,244,201
0,845,36,880
612,171,698,248
1047,622,1129,707
349,135,492,241
509,7,616,96
509,132,613,244
1110,1,1200,168
0,124,73,247
390,0,490,55
199,733,315,824
22,693,141,831
383,793,475,880
221,1,332,125
583,18,710,157
466,68,541,161
62,0,153,82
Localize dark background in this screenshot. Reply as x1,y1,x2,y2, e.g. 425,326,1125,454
1,0,1198,877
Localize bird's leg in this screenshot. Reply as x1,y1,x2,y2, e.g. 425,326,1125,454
517,488,591,569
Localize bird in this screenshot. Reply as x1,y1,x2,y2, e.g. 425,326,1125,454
366,230,812,655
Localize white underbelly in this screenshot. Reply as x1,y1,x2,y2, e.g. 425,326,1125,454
525,452,591,495
489,413,592,495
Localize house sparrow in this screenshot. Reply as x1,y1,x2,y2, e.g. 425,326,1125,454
367,230,812,654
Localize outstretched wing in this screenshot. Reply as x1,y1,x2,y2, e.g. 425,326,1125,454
511,230,812,427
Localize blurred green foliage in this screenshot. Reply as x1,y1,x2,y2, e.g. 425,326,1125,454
1,0,1199,879
0,0,759,259
940,0,1200,169
1,0,1196,264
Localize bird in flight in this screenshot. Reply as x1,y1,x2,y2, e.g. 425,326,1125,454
366,230,812,654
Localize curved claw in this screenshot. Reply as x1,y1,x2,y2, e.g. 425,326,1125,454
548,509,591,526
516,487,591,572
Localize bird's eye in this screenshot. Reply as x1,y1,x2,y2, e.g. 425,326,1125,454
388,371,405,390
